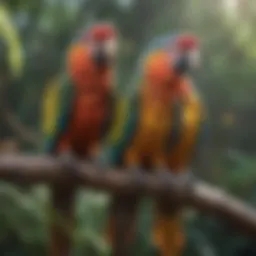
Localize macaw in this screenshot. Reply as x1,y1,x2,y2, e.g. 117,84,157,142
41,22,118,256
100,33,206,256
142,34,206,256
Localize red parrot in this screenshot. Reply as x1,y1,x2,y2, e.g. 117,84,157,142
42,22,118,256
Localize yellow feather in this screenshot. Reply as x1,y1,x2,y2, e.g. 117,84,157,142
168,92,203,170
104,98,129,145
41,76,60,135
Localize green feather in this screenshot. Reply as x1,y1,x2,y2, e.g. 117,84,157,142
43,74,75,153
100,94,140,166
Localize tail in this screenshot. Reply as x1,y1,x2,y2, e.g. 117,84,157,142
152,200,185,256
106,195,140,256
48,184,76,256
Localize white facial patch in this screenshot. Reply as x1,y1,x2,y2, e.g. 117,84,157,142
104,38,118,58
188,49,201,69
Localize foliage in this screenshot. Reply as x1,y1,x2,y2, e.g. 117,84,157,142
1,0,256,255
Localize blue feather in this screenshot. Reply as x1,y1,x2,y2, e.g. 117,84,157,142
44,75,75,153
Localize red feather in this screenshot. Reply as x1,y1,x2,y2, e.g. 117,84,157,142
176,34,199,50
84,23,116,42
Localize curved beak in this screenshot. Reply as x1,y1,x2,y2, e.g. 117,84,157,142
173,49,200,75
92,39,117,67
173,53,189,75
93,44,108,67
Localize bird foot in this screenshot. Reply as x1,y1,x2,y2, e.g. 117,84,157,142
92,160,109,173
128,165,144,177
156,166,176,183
175,171,194,187
89,153,110,172
128,165,145,189
156,167,194,188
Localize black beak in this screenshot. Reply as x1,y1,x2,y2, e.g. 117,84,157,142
93,46,108,67
173,54,189,75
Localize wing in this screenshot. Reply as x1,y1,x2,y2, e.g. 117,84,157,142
99,94,140,167
41,74,75,153
166,81,207,168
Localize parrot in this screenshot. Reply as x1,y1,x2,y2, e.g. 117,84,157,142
41,22,119,256
98,33,207,256
148,34,207,256
142,34,207,256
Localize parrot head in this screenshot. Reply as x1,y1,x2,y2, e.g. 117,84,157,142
83,22,118,68
170,34,200,75
144,34,200,103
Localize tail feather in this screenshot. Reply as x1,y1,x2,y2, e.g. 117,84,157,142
152,200,185,256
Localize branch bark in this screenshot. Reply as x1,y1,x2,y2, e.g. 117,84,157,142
0,155,255,237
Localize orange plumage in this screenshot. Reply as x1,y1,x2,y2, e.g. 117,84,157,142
57,43,113,157
137,45,202,256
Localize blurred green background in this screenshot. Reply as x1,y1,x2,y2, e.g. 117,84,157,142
1,0,256,255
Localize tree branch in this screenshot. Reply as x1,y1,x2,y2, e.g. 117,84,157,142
0,155,255,237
